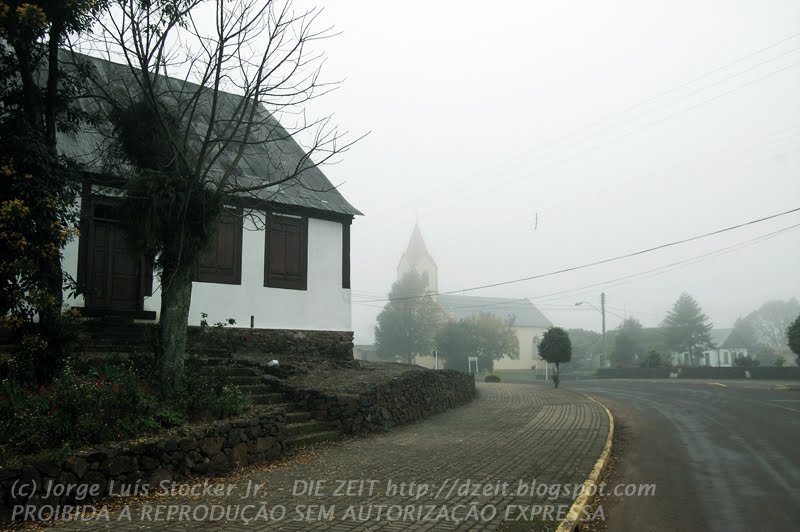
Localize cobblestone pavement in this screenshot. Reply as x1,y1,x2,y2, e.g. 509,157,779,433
49,383,609,531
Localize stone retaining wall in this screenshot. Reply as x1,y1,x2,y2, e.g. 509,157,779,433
0,367,475,522
187,327,355,363
67,322,355,364
284,369,476,434
0,411,286,521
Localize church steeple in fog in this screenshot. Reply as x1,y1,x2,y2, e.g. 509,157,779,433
397,224,438,297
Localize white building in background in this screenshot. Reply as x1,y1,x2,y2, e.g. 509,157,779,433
396,226,552,371
670,328,749,367
59,54,360,333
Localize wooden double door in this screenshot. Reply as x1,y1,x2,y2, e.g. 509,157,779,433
80,198,152,315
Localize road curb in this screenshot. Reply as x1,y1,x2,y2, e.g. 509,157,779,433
556,394,614,532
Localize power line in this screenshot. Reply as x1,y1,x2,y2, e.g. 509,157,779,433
530,222,800,305
354,32,800,240
552,31,800,144
353,221,799,314
354,221,800,324
353,206,800,304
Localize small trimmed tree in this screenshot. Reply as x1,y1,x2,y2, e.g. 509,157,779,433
539,326,572,388
788,314,800,365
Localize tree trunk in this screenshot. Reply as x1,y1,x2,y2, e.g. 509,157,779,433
36,252,65,384
156,263,194,392
554,362,560,388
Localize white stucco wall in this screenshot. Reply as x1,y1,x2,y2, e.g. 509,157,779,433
413,325,548,371
670,348,748,367
62,219,82,307
62,208,352,331
494,326,548,371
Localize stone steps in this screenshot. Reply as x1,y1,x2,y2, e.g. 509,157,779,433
285,430,340,450
286,420,330,437
194,356,232,366
237,384,274,395
187,357,343,452
286,411,313,423
227,366,261,377
227,375,264,386
186,348,231,358
248,393,286,406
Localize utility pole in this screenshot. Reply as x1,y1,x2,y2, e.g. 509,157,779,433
601,292,607,368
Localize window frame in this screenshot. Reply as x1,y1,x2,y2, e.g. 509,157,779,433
194,208,244,285
264,213,308,291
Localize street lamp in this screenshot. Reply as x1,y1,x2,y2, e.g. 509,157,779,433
575,292,607,368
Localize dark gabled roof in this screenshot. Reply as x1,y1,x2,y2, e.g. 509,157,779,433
436,294,552,328
709,328,733,349
56,53,361,217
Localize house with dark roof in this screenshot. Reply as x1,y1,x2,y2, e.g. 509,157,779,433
58,54,361,332
396,226,553,371
669,328,749,367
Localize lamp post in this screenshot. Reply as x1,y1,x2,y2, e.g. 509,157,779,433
575,292,606,368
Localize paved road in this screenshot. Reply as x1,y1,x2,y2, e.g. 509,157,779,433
46,383,608,531
563,379,800,532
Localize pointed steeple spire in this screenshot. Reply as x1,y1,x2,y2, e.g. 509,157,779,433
404,223,435,269
398,223,438,296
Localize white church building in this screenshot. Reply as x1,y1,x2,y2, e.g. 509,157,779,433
398,225,552,371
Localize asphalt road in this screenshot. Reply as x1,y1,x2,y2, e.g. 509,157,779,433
549,379,800,532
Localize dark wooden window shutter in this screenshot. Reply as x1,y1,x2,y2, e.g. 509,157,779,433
342,222,351,289
265,214,307,290
195,209,243,285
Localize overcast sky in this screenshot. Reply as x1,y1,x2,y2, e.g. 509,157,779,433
298,0,800,343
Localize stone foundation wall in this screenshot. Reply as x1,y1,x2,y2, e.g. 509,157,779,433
284,369,476,434
68,322,354,364
0,411,286,521
187,327,354,363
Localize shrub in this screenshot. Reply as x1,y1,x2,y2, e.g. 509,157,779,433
1,360,160,453
640,349,669,368
0,355,250,454
174,358,250,420
733,355,761,367
484,373,501,382
210,385,250,418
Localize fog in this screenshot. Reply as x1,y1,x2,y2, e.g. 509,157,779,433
299,0,800,343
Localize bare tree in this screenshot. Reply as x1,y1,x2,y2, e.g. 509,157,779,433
76,0,359,390
744,299,800,352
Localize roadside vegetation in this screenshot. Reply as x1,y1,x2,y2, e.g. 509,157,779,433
0,348,249,456
568,296,800,369
375,272,519,371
